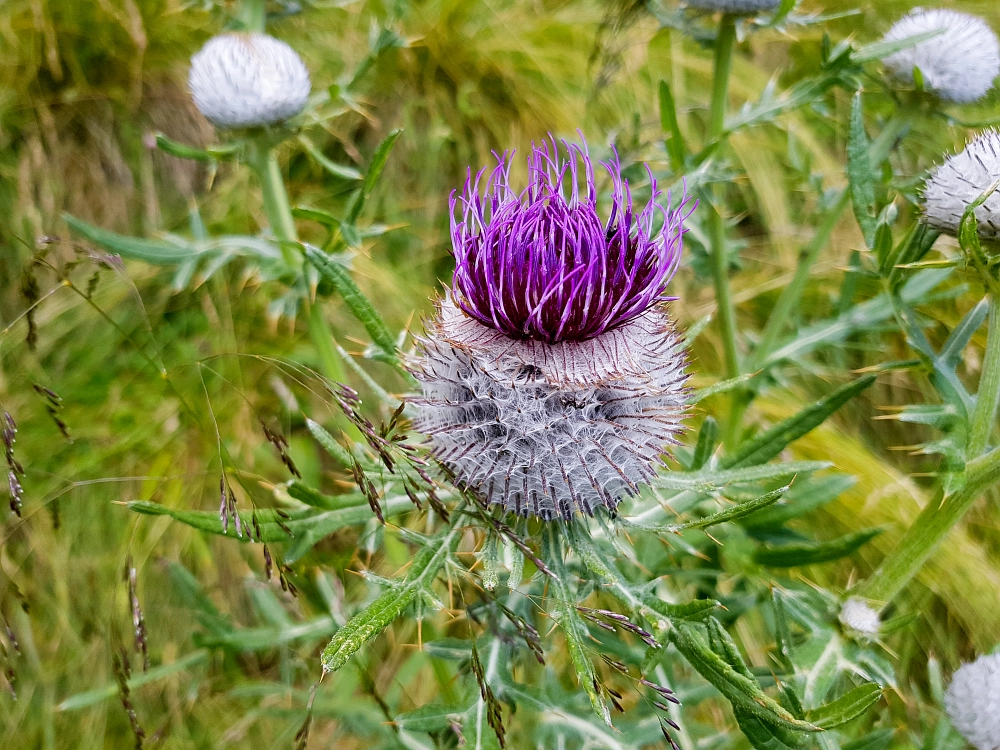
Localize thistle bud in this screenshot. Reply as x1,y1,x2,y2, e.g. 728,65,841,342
410,138,692,520
685,0,780,13
188,33,311,128
923,130,1000,240
944,653,1000,750
838,598,880,637
882,9,1000,104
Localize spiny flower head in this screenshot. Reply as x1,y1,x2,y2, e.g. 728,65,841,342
189,33,311,129
685,0,781,14
451,138,688,345
944,653,1000,749
412,137,691,521
838,598,880,637
923,129,1000,240
882,9,1000,104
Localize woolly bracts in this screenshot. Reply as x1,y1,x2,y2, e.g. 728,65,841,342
189,33,311,128
923,130,1000,240
944,653,1000,750
882,9,1000,104
685,0,780,13
411,296,688,520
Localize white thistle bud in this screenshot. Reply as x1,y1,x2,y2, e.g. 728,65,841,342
838,598,880,637
882,9,1000,104
685,0,780,13
944,653,1000,750
188,33,311,128
923,130,1000,240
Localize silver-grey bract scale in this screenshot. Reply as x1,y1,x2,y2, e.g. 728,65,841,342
685,0,780,13
189,33,311,128
411,297,688,520
923,129,1000,240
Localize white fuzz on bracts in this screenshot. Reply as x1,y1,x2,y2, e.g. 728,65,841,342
410,296,688,520
944,653,1000,750
838,598,880,637
923,130,1000,240
882,9,1000,104
189,33,311,129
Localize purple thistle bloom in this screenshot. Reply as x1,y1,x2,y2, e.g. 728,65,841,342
451,138,689,344
411,136,691,520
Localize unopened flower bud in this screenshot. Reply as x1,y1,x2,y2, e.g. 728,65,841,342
838,598,880,637
882,9,1000,104
189,33,311,128
923,130,1000,240
944,653,1000,750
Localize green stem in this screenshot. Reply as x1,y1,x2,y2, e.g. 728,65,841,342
853,440,1000,607
237,0,266,32
707,16,740,445
969,295,1000,456
249,143,299,248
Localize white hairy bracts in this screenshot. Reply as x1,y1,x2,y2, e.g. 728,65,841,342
685,0,780,12
883,9,1000,104
189,33,311,128
838,598,880,637
944,653,1000,750
923,130,1000,240
410,296,688,520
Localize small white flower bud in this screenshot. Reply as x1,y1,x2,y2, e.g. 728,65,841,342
838,598,880,637
685,0,780,13
882,9,1000,104
944,653,1000,750
923,130,1000,240
188,33,311,128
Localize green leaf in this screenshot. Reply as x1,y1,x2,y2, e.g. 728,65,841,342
304,244,399,363
691,417,718,470
669,620,819,733
734,709,805,749
651,461,830,493
305,418,355,467
298,135,363,180
742,474,856,528
155,133,241,162
851,28,945,63
659,79,686,170
847,92,876,249
320,522,461,673
542,525,610,726
396,703,471,733
347,129,402,223
670,485,789,531
128,494,415,562
57,650,209,712
643,595,720,622
722,374,876,469
753,528,882,567
64,213,198,263
805,683,882,729
690,373,755,404
942,298,989,370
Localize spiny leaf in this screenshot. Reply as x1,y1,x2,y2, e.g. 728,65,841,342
847,92,876,250
320,522,460,673
753,528,883,567
659,79,686,170
722,375,876,469
651,461,830,493
805,683,883,729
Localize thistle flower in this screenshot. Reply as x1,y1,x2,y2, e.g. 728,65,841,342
410,138,691,520
882,9,1000,104
923,130,1000,240
189,33,311,128
838,598,880,637
944,653,1000,750
685,0,780,14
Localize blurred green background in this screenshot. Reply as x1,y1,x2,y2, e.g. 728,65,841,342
1,0,999,746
